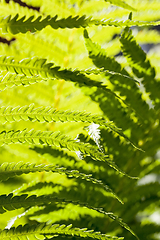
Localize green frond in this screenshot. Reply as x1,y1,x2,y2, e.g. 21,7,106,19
120,27,160,107
83,29,156,127
0,103,138,148
0,104,127,138
83,29,127,73
0,193,136,238
0,104,111,126
0,129,135,178
0,223,124,240
1,14,160,35
104,0,136,11
0,56,109,88
0,56,135,110
0,161,122,203
120,27,156,79
82,67,139,84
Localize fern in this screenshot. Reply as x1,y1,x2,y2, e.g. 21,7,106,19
0,104,135,143
0,56,119,89
0,223,124,240
0,161,123,202
0,0,160,239
0,129,138,178
0,192,137,237
1,14,160,35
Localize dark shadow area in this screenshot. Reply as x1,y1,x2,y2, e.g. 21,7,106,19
6,0,40,11
0,36,15,45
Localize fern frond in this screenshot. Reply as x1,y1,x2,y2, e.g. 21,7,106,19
104,0,136,11
83,29,125,73
1,103,137,148
0,129,137,178
1,14,160,35
0,104,110,125
0,223,124,240
83,29,156,126
0,193,137,238
0,161,122,203
0,104,121,132
0,56,134,109
0,56,110,88
120,27,160,107
120,27,156,79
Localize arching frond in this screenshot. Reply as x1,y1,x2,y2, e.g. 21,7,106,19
0,223,124,240
0,56,113,88
0,56,135,109
83,29,156,125
0,103,139,148
1,14,160,35
120,27,160,108
0,193,137,238
0,104,112,126
0,129,137,178
0,104,126,138
0,161,122,202
83,29,127,73
120,27,156,79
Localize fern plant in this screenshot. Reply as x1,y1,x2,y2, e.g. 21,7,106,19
0,0,160,239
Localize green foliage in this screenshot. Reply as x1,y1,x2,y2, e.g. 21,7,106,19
0,0,160,239
0,223,124,240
